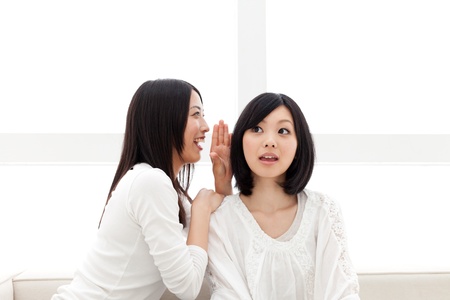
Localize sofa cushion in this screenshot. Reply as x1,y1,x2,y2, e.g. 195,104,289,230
358,272,450,300
4,269,450,300
10,269,210,300
161,279,210,299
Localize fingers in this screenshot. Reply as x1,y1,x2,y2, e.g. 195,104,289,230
211,124,219,147
223,126,230,146
218,121,224,144
195,188,225,212
211,120,230,147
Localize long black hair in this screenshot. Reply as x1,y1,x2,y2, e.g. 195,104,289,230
99,79,202,228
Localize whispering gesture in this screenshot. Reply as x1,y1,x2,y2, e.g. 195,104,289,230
210,120,232,195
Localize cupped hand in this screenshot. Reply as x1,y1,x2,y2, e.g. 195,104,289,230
210,120,232,195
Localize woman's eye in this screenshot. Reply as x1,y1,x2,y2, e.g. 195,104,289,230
251,126,263,133
192,111,201,117
279,128,290,134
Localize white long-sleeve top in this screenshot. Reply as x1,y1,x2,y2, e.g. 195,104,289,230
52,163,207,300
207,190,360,300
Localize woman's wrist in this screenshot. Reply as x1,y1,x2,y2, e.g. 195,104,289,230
191,198,214,215
215,180,232,196
187,201,211,250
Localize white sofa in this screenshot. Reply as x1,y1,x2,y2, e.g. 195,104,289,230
1,269,450,300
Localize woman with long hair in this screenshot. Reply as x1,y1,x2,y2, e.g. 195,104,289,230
52,79,229,299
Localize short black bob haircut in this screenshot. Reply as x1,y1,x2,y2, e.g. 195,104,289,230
231,93,315,196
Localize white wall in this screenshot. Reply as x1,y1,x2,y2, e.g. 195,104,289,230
1,0,450,273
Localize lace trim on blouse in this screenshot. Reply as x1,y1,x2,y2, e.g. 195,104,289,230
233,192,315,297
318,193,360,294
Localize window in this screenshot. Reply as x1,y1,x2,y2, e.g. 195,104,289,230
1,0,449,272
0,1,237,133
266,0,450,134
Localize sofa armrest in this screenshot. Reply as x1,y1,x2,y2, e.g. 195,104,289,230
12,269,73,300
0,269,25,300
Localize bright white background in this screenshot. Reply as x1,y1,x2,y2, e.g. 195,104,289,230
266,0,450,134
1,0,449,274
0,0,238,133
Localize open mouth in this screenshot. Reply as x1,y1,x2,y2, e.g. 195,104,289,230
194,137,205,150
259,155,278,162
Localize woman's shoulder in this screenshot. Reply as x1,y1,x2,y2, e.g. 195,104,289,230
123,164,178,208
303,189,339,210
130,163,169,181
303,189,345,223
214,193,240,213
124,163,173,194
210,194,248,232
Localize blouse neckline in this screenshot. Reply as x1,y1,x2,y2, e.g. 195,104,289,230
234,191,311,246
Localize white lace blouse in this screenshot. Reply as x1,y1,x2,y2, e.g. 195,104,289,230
207,190,360,300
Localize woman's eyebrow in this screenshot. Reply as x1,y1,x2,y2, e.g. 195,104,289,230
278,119,294,124
190,105,203,110
260,119,293,124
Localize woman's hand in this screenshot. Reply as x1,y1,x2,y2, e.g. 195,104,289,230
188,188,225,250
192,188,225,214
210,120,232,195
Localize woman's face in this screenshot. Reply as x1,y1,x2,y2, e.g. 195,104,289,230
242,105,297,182
177,91,209,167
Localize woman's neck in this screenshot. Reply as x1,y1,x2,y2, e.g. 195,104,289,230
172,154,184,177
241,178,296,213
240,178,298,239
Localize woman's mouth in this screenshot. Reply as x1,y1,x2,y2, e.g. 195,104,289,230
259,154,279,162
194,137,205,150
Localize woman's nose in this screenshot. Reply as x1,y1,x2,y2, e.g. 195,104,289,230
264,137,276,148
201,119,210,133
